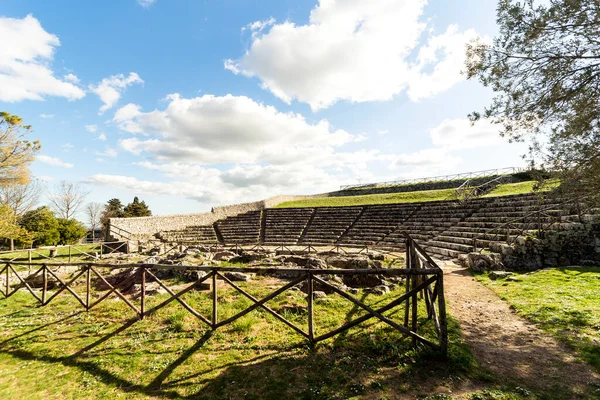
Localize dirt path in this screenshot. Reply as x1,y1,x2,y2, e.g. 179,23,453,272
440,263,599,398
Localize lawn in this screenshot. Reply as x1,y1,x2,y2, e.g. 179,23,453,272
0,267,544,399
0,243,105,264
475,267,600,372
275,181,554,209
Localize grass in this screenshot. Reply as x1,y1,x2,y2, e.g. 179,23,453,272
0,243,103,263
475,267,600,372
482,180,560,198
0,269,545,399
276,181,554,208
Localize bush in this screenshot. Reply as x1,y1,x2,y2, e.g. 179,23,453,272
57,218,88,245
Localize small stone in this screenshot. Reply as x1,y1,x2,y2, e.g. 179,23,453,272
313,291,327,299
489,271,513,280
349,288,359,295
223,271,250,282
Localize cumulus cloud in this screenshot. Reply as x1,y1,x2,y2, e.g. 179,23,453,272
0,15,86,102
89,72,143,114
85,124,98,133
138,0,156,8
225,0,480,110
113,93,361,165
97,133,107,141
37,155,74,168
85,93,387,205
87,162,343,205
95,147,118,158
429,118,505,149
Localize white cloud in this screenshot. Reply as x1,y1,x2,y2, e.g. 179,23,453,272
226,0,480,110
88,92,388,205
138,0,156,8
63,73,80,83
85,124,98,133
40,113,54,119
407,26,481,101
61,142,74,152
113,93,361,165
429,118,505,150
97,133,107,141
89,72,144,114
95,146,117,158
0,15,86,102
37,155,74,168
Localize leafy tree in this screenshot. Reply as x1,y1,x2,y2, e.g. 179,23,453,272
0,179,43,249
19,206,60,247
466,0,600,202
57,218,87,245
124,196,152,217
100,198,125,232
0,204,32,246
0,112,41,185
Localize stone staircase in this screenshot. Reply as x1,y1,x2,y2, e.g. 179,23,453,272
263,208,314,245
299,207,363,245
153,193,579,258
215,210,261,244
157,225,218,244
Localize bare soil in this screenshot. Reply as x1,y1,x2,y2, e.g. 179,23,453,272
441,262,600,398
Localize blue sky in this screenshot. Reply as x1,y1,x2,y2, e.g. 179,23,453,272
0,0,529,218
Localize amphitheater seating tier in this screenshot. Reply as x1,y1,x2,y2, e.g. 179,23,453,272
156,192,576,259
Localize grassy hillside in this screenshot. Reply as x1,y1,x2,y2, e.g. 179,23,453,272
276,180,554,208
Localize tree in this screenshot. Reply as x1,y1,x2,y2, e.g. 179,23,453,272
0,179,43,249
0,112,41,185
0,204,32,246
19,206,60,247
465,0,600,202
124,196,152,217
85,202,103,241
57,218,87,245
48,181,89,219
100,198,125,233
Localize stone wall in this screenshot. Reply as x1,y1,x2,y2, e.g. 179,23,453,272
108,194,320,240
460,216,600,271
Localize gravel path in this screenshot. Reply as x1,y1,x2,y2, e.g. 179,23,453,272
441,263,599,398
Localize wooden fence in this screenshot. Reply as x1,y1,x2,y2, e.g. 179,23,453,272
0,234,447,355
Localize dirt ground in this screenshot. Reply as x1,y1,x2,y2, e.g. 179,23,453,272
440,262,599,399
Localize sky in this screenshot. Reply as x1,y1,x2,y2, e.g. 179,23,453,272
0,0,530,218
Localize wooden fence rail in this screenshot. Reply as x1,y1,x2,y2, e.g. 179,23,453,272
0,234,447,355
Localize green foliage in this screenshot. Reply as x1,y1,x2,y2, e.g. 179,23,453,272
0,111,41,185
466,0,600,204
0,203,31,242
57,218,88,245
18,206,59,246
123,196,152,217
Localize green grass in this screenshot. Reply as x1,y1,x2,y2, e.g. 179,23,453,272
0,243,103,263
0,270,542,399
276,181,553,208
475,267,600,372
482,180,559,198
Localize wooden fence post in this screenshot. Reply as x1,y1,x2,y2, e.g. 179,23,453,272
212,271,217,329
437,271,448,357
307,272,314,342
86,265,91,311
140,266,146,319
69,246,72,262
42,265,47,305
